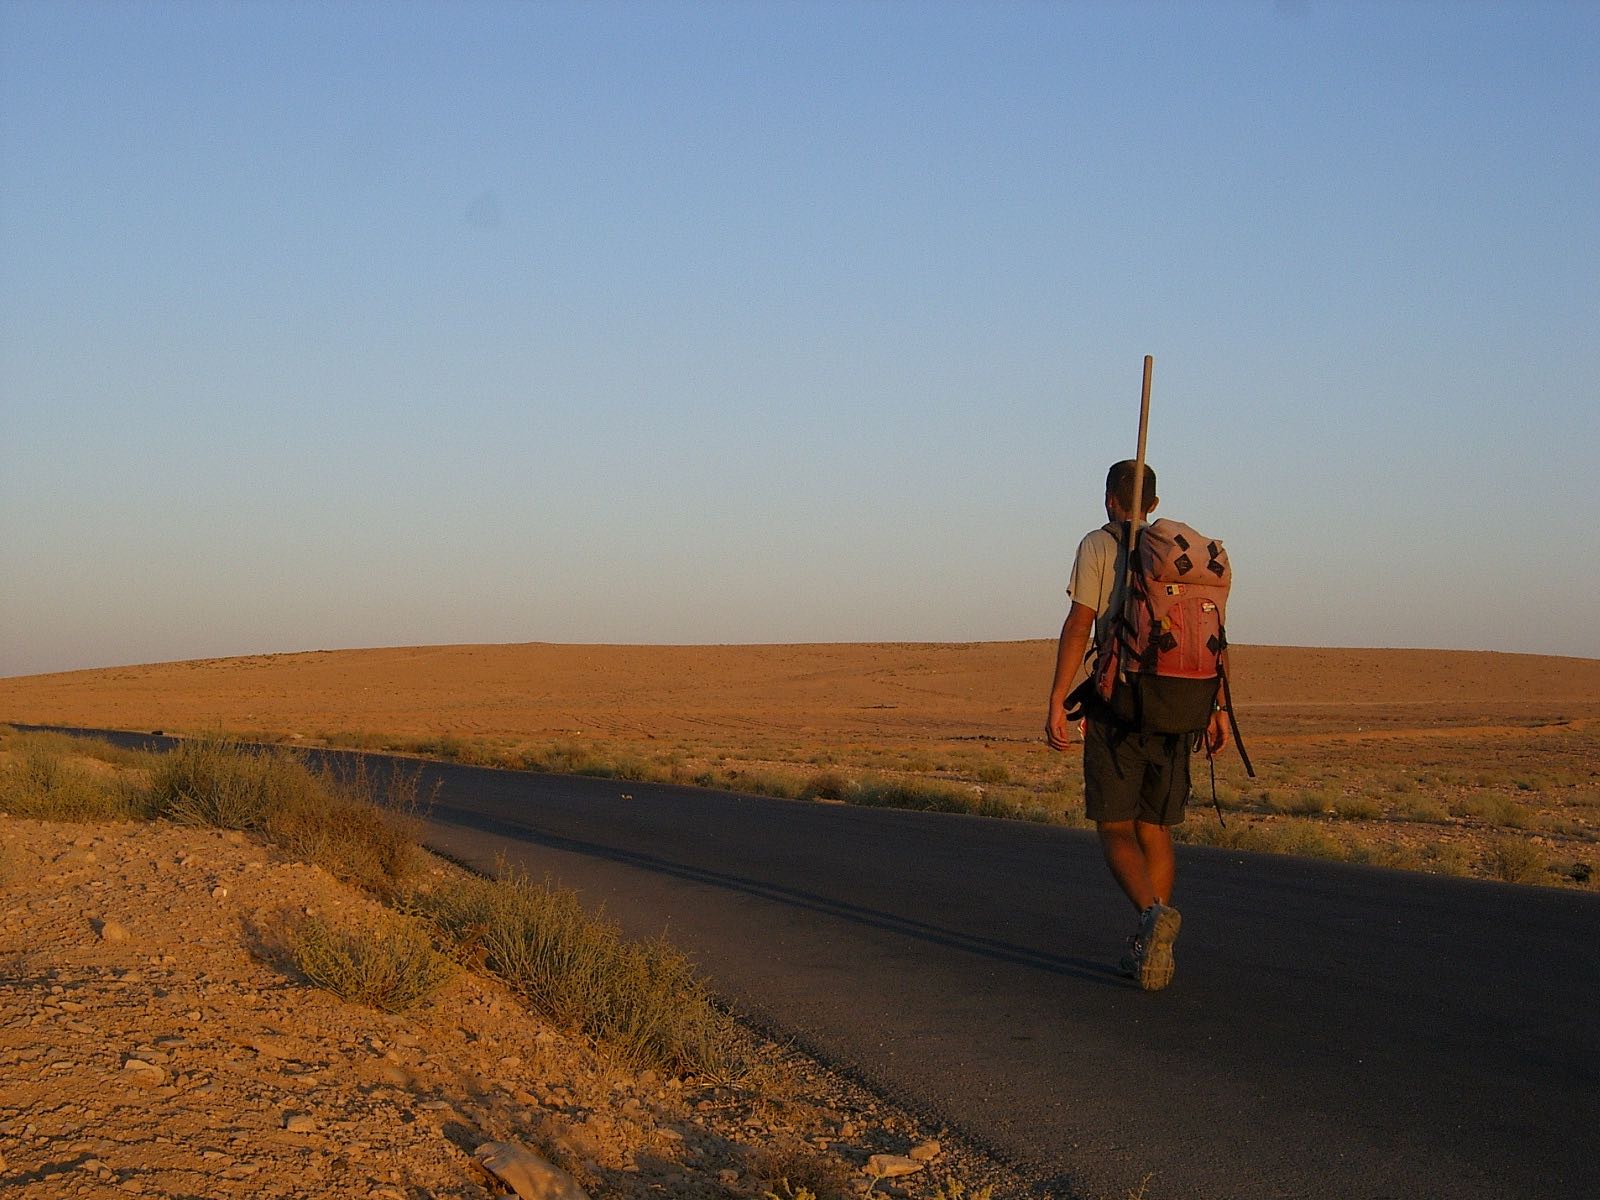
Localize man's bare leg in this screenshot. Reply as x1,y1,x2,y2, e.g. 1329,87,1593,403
1096,819,1177,911
1097,820,1155,911
1135,820,1176,905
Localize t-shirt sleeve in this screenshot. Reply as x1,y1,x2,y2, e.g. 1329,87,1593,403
1066,529,1112,616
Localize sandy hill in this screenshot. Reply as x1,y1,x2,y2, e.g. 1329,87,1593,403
3,642,1598,744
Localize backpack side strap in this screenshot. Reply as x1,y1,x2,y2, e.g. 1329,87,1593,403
1217,661,1255,778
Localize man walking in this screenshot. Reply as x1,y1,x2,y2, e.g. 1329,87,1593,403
1045,460,1229,990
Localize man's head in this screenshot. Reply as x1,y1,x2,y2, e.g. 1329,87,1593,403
1105,459,1158,519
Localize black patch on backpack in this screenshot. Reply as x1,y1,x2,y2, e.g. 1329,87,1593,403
1175,554,1193,575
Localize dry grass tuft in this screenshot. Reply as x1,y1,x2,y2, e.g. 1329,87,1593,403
0,733,149,822
145,737,423,894
291,913,456,1013
751,1144,854,1200
1482,836,1550,885
415,868,750,1079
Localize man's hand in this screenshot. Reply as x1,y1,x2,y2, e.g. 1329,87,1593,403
1045,702,1075,751
1205,707,1230,756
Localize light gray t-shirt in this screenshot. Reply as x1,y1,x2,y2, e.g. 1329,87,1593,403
1066,520,1143,648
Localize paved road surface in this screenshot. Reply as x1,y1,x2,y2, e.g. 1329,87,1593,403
414,766,1598,1200
31,730,1600,1199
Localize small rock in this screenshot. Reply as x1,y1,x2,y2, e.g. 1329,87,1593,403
475,1141,590,1200
122,1060,166,1088
250,1036,293,1059
211,885,228,900
909,1140,942,1162
717,1169,740,1186
98,920,130,943
865,1154,925,1180
284,1113,316,1134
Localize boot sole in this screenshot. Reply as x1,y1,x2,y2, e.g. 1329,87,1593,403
1138,906,1181,991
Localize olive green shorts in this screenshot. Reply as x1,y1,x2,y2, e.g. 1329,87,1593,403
1083,718,1191,826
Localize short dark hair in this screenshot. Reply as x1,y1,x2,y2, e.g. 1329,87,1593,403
1106,460,1157,513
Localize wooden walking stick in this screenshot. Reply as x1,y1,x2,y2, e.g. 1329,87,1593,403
1115,355,1153,683
1087,356,1155,712
1127,354,1152,555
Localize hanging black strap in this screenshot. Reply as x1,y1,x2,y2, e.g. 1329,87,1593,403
1217,661,1255,778
1207,744,1226,827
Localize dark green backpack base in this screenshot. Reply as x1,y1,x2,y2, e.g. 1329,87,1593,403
1105,673,1220,735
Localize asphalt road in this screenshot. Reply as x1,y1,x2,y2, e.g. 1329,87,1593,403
27,729,1600,1199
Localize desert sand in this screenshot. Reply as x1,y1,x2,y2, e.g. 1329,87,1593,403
4,641,1598,744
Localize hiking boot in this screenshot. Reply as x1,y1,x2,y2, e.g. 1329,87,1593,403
1135,902,1181,991
1119,933,1143,979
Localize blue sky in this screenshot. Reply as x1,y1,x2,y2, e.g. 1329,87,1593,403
3,1,1596,676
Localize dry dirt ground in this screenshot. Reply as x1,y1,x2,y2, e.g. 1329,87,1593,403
4,642,1598,745
3,642,1598,889
0,813,1014,1200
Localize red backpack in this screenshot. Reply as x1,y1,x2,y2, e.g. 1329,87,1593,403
1071,519,1252,769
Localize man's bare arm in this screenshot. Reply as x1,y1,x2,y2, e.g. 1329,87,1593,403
1045,601,1097,751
